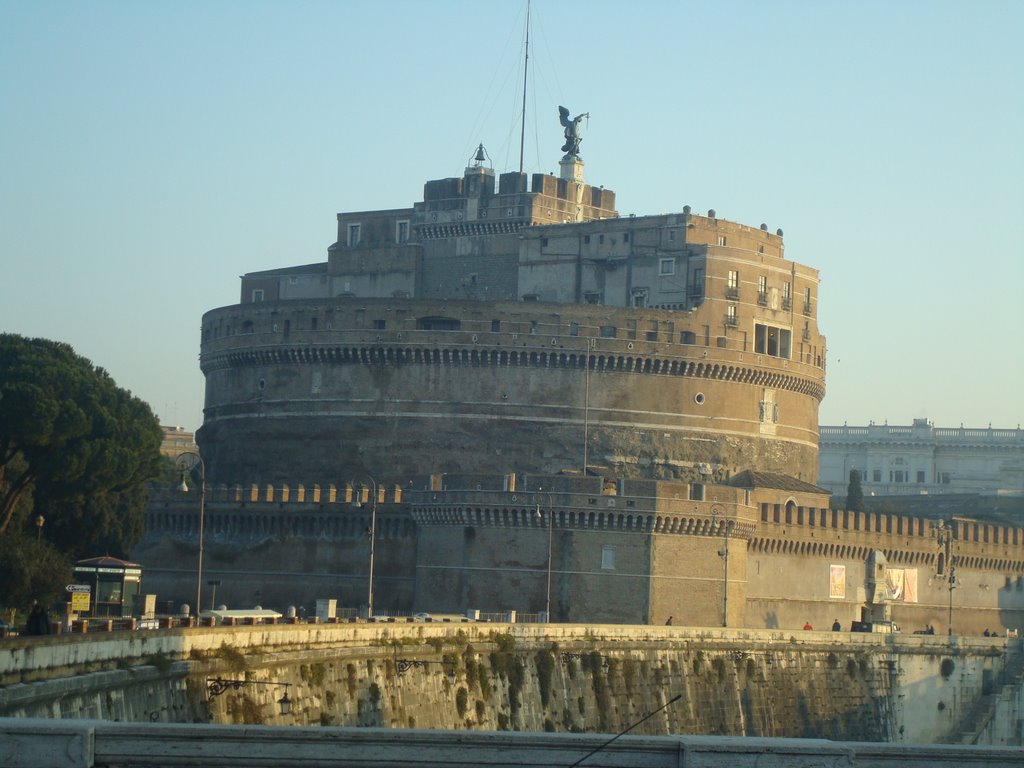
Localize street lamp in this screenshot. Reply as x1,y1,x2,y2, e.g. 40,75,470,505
712,507,734,628
176,452,206,619
207,677,293,715
34,514,44,542
352,478,377,619
535,491,554,621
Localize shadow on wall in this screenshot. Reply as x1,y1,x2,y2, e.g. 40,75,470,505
998,582,1023,637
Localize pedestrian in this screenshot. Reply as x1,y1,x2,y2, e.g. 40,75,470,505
803,621,813,630
665,616,673,626
26,604,50,636
831,618,841,632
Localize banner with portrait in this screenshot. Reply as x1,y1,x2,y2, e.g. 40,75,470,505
829,564,846,599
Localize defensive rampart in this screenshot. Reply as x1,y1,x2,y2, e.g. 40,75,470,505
138,479,1024,634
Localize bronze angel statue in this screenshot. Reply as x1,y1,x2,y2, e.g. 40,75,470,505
558,106,588,159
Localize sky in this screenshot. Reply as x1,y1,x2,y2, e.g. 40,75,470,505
2,1,1022,433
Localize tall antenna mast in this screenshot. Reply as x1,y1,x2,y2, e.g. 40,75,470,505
518,0,531,174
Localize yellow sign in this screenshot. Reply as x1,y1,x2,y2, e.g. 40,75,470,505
71,592,91,612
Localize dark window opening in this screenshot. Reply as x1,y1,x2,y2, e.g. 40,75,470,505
416,316,461,331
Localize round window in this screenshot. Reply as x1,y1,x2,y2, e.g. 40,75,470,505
694,392,706,405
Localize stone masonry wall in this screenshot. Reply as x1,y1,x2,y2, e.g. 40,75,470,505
1,624,1016,746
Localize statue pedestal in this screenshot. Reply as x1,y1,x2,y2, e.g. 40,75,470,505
559,156,584,183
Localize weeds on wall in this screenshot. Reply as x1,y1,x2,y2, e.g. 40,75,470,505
346,663,358,699
940,658,955,679
535,650,555,708
227,694,263,725
215,643,247,673
143,653,173,673
582,652,612,732
712,656,727,683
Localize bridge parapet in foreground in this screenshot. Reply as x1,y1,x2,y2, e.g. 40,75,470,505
2,719,1022,768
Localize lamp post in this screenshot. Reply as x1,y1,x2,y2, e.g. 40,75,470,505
207,677,292,715
176,452,206,619
712,507,734,628
352,478,377,619
535,491,554,621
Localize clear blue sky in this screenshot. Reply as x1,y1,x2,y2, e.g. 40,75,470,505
2,1,1022,433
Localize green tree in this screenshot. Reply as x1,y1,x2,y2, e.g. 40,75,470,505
0,532,72,619
847,469,864,512
0,334,162,542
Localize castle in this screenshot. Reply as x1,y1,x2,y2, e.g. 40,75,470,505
136,120,1024,632
196,140,825,485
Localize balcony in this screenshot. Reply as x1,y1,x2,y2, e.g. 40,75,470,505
725,286,739,300
802,328,811,341
687,285,704,299
803,301,813,316
781,296,792,311
724,314,738,327
756,291,768,306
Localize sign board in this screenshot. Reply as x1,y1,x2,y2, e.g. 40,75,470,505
66,584,90,593
71,592,91,612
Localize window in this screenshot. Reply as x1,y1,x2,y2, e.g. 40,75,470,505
251,289,265,302
623,233,630,243
659,258,675,276
600,325,616,338
598,234,605,245
872,469,881,482
689,267,704,297
668,229,676,241
917,470,926,483
689,483,704,501
584,291,602,304
569,321,579,336
601,545,616,570
347,223,361,247
758,275,767,293
631,288,648,308
717,235,727,246
396,220,410,244
754,323,792,359
491,319,501,332
727,270,739,289
726,305,737,325
680,330,696,344
584,235,591,244
373,319,386,330
541,237,549,247
782,281,792,309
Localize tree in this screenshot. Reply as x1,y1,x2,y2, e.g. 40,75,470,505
0,532,71,619
847,469,864,512
0,334,162,539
